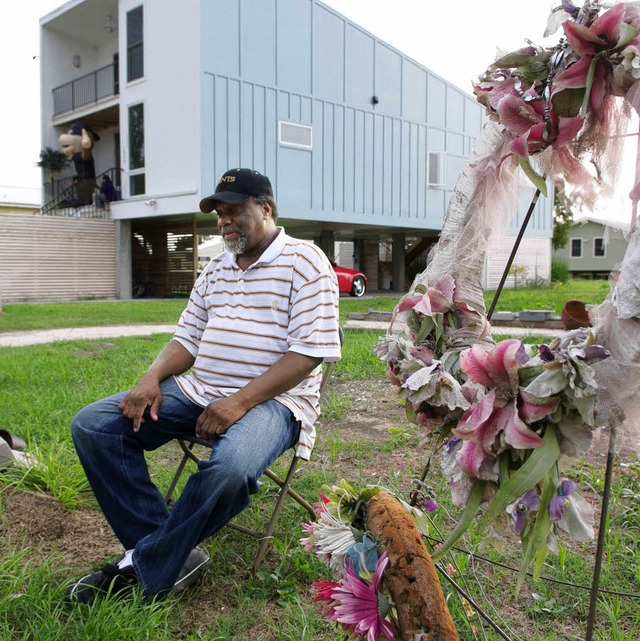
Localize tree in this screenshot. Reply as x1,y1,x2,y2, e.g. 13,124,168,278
37,147,69,196
552,185,574,250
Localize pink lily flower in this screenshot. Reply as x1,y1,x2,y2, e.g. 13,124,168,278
396,276,455,316
562,3,626,57
453,340,558,477
553,3,633,114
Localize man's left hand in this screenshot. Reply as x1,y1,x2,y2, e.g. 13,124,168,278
195,395,249,441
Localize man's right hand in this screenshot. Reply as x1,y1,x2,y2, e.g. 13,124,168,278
118,375,162,432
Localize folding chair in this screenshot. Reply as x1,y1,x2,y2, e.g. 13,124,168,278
164,328,343,570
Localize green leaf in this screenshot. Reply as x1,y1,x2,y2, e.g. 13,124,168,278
515,60,550,82
491,49,536,69
553,88,586,117
517,157,548,196
358,486,381,503
414,283,427,295
616,23,639,49
498,451,511,486
579,56,599,119
477,424,560,532
415,315,436,344
515,471,557,594
431,480,486,562
405,401,418,424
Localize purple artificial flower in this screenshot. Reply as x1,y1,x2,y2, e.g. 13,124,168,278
424,499,438,512
549,479,578,521
510,489,540,535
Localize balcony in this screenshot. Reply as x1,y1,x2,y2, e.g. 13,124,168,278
52,62,119,117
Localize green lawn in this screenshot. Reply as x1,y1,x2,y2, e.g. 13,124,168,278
0,279,611,333
1,278,636,640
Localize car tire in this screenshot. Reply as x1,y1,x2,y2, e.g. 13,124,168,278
350,276,366,297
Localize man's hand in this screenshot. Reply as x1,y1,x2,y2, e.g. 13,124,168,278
118,375,162,432
195,395,249,441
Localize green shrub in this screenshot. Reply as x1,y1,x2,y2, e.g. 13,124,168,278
551,258,570,283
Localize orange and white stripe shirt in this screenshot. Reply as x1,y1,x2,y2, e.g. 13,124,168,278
172,228,341,459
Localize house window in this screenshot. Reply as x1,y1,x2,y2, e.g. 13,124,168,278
570,237,582,258
594,237,606,257
127,6,144,82
428,152,445,186
128,103,145,195
279,121,313,149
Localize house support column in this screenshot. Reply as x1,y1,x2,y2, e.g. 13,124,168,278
392,232,406,292
115,220,132,300
318,229,335,259
362,239,380,291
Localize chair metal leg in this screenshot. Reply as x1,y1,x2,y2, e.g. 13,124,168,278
253,456,303,570
164,451,191,503
263,467,316,519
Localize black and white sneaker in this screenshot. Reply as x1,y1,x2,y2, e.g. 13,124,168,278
172,547,211,595
66,547,210,604
66,555,138,604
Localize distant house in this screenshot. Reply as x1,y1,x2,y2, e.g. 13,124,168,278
0,186,40,214
553,216,629,278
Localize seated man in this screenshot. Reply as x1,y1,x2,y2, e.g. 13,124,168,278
67,168,341,603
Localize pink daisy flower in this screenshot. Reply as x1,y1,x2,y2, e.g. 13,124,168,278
330,552,396,641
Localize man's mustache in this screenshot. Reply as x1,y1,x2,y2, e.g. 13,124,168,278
220,224,243,236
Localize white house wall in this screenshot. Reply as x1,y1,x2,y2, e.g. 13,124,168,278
111,0,201,219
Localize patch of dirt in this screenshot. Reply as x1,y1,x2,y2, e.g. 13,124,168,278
0,489,120,567
325,378,407,441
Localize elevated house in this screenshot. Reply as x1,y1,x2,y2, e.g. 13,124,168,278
37,0,554,301
553,216,629,279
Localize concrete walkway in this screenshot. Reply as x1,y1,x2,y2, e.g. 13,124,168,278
343,319,564,338
0,321,565,348
0,324,176,348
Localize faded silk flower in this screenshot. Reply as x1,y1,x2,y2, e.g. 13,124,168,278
549,478,594,542
300,509,357,572
549,479,577,521
453,340,558,478
508,489,540,534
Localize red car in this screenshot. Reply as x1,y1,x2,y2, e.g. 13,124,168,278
330,259,367,297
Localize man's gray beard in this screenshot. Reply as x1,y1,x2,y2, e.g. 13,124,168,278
224,235,249,254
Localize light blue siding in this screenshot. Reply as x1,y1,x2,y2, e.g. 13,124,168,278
403,61,427,123
197,0,546,235
313,6,344,104
375,44,402,117
277,0,312,95
242,0,277,86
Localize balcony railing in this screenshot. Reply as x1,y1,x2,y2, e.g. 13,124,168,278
52,62,119,116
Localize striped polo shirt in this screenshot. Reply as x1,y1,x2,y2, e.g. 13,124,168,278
172,227,341,459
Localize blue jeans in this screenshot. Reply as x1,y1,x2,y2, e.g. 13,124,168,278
71,376,301,596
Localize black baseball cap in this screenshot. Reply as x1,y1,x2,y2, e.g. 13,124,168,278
199,168,273,213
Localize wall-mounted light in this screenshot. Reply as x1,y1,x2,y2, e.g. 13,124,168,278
72,55,81,68
144,199,157,207
371,95,379,105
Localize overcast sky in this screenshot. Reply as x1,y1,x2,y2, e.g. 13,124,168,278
2,0,634,221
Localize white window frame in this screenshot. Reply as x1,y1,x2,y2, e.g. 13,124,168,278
427,152,446,187
570,237,583,258
593,236,606,258
278,121,313,150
